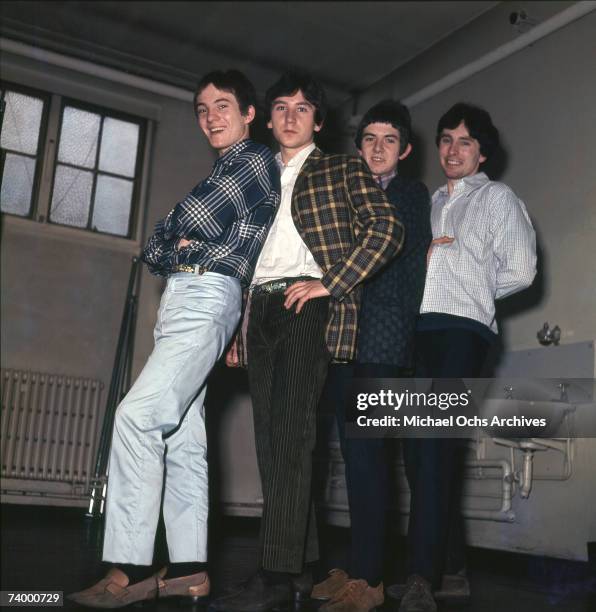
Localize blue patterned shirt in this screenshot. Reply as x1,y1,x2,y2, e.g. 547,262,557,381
142,139,280,286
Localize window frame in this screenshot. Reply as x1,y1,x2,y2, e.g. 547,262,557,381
0,82,51,221
49,97,147,238
1,81,148,241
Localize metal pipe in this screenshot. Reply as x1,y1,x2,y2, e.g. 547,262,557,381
493,436,573,482
463,459,516,522
0,37,192,102
520,451,534,498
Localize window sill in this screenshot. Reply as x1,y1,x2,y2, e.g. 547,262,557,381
1,214,142,254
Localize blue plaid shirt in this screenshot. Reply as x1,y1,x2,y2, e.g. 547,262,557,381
142,139,280,287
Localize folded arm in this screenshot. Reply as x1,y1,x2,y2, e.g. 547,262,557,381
142,148,276,274
321,157,404,300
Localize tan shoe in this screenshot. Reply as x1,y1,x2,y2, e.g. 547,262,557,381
67,567,165,608
311,568,349,600
157,570,210,602
320,579,384,612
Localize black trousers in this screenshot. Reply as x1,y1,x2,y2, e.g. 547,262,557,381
403,327,491,587
247,291,330,573
323,361,406,586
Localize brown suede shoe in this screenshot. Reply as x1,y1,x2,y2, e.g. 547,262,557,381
311,568,349,600
157,570,210,603
67,567,165,609
320,579,384,612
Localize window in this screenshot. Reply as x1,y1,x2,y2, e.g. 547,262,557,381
0,83,146,239
0,86,48,218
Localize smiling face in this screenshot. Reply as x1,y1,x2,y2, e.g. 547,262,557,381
268,90,321,163
438,121,486,189
358,122,412,178
195,83,255,156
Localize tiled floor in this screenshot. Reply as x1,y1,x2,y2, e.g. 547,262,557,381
1,504,593,611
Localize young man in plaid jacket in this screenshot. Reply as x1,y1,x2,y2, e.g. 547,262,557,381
216,71,403,612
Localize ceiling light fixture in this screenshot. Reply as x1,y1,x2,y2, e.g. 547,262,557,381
509,9,538,34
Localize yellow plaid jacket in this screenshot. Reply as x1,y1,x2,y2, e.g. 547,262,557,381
292,148,404,360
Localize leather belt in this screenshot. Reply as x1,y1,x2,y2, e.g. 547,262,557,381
251,276,316,297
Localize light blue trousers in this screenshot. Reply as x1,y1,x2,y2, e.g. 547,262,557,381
102,272,241,564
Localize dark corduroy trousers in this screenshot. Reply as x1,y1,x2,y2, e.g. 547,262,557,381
247,290,331,573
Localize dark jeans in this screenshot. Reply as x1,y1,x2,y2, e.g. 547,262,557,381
403,327,491,587
247,291,330,573
325,361,406,586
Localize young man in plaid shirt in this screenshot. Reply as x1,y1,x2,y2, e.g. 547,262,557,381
69,70,279,609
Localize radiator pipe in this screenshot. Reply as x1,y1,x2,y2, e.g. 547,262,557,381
87,256,140,517
322,457,516,523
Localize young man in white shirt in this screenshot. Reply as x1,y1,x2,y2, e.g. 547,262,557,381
399,103,536,612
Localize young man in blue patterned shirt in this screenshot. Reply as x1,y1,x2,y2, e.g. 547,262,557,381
69,70,280,609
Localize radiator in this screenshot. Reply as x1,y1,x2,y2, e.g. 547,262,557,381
1,368,104,507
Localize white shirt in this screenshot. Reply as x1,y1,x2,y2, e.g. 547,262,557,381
251,143,322,286
420,172,536,333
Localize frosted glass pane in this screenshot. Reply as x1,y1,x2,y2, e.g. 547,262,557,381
50,164,93,227
0,91,44,154
0,153,35,216
98,118,139,177
92,175,133,236
57,107,100,168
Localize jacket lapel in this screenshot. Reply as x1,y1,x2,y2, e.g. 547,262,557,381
294,147,323,196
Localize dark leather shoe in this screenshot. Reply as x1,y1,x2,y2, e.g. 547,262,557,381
434,571,470,602
291,568,314,602
67,567,164,609
388,571,470,604
398,575,437,612
209,572,290,612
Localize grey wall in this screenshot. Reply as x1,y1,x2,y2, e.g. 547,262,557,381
0,49,215,392
2,2,595,558
335,2,596,353
4,2,593,403
331,2,596,560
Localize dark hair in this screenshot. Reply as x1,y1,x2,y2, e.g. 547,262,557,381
354,99,411,153
194,70,257,116
435,102,500,159
264,70,327,125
